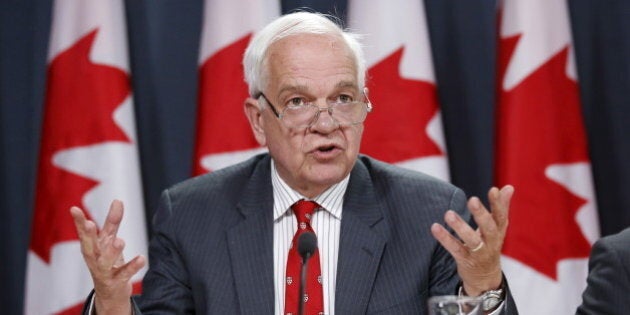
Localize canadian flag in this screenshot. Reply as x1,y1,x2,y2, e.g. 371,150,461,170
24,0,147,314
347,0,449,181
193,0,280,175
496,0,600,313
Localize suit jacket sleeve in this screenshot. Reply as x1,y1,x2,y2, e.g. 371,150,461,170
576,228,630,314
131,189,195,313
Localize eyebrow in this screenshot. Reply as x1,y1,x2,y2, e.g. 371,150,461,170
276,85,309,97
335,80,359,90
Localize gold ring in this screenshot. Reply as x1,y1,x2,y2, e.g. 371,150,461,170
469,241,485,252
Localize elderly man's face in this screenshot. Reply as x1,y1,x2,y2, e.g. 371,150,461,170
245,34,363,198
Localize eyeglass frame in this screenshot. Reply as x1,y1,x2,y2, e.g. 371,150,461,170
255,92,373,129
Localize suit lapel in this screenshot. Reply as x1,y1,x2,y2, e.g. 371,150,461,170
227,156,275,314
335,159,389,314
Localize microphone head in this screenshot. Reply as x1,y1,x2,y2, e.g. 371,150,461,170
297,232,318,259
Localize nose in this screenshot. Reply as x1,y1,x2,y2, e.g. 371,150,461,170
309,106,338,133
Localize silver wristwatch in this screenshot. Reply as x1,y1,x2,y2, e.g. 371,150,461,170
479,288,504,311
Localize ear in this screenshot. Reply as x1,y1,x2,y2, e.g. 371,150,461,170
244,97,267,146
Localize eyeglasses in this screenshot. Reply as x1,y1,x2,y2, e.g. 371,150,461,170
257,93,373,129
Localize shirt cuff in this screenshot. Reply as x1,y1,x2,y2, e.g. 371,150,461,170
87,294,96,315
487,301,504,315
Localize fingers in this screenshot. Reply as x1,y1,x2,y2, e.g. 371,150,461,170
69,201,129,273
101,200,124,239
465,185,515,247
114,255,147,281
97,237,126,271
431,223,469,260
96,201,127,270
431,185,516,257
431,209,488,257
488,185,514,232
467,196,500,250
431,186,514,295
447,210,483,247
71,206,99,258
70,201,142,309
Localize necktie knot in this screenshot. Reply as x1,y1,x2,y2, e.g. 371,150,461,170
292,200,319,224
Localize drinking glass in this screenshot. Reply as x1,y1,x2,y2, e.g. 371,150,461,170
427,295,482,315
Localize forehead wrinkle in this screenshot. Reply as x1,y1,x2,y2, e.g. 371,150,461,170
276,80,357,98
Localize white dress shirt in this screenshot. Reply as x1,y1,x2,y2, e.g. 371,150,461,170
271,161,348,315
270,161,504,315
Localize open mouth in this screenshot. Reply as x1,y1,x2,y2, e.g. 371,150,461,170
318,145,336,152
310,144,341,159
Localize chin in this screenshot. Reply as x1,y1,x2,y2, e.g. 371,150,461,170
305,163,351,186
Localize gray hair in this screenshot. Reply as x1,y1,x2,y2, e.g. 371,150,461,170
243,12,366,97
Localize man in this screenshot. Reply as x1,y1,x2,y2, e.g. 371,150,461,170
576,227,630,314
71,12,517,314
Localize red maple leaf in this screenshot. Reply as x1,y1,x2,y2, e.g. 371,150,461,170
30,29,131,263
496,34,592,279
361,47,443,162
193,34,260,175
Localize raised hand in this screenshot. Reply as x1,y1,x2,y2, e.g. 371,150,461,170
70,200,146,315
431,185,514,296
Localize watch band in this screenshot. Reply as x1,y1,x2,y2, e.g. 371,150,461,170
479,288,504,311
457,279,506,312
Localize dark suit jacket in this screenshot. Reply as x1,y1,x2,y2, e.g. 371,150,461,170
131,154,517,314
576,227,630,314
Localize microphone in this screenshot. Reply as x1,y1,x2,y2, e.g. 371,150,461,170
297,232,317,315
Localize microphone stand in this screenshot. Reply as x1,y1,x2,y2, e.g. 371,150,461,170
298,252,311,315
297,231,317,315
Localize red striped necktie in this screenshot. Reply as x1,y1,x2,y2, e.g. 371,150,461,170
284,200,324,315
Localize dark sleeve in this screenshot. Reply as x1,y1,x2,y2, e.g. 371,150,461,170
80,290,95,315
132,189,195,314
81,290,140,315
498,273,519,314
576,236,630,314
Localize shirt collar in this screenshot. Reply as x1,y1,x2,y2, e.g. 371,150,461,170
271,160,349,221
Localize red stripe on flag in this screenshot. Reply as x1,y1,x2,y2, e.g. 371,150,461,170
31,29,131,262
362,47,443,163
193,34,259,175
496,35,592,280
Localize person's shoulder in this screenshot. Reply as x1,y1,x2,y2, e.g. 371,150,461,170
357,155,458,192
167,153,270,196
598,226,630,253
354,155,467,221
356,155,466,210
